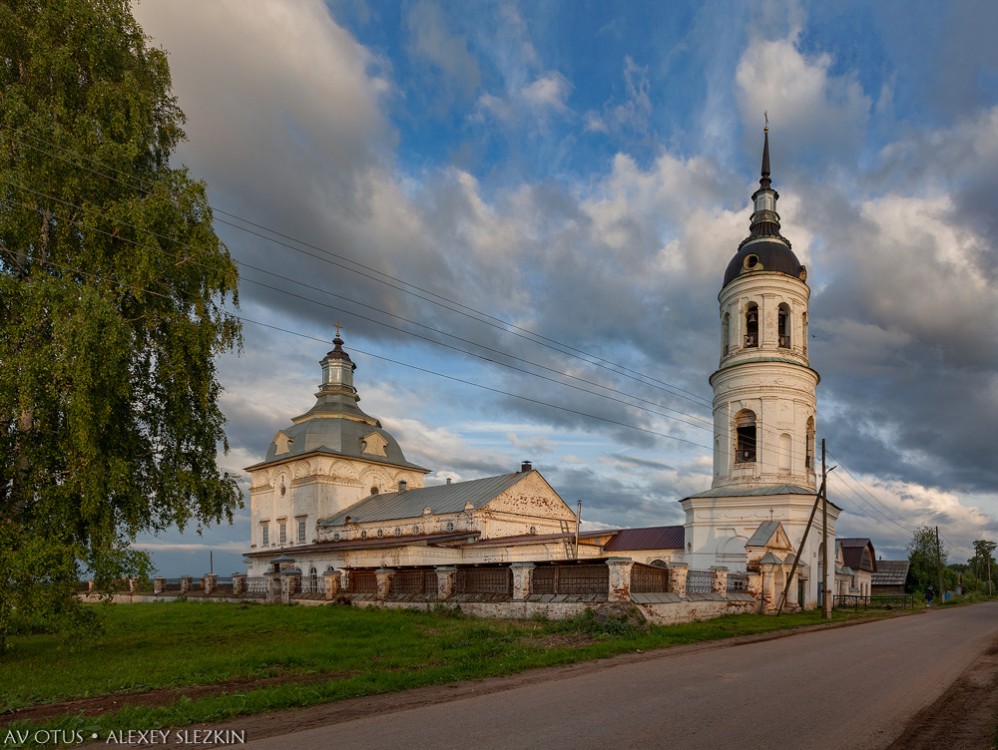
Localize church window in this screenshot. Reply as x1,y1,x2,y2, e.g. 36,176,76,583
778,303,791,348
722,312,731,356
779,433,792,471
377,529,384,538
279,522,287,545
261,524,270,547
297,518,306,544
805,417,815,470
734,409,757,463
744,304,759,348
370,486,379,496
803,313,809,356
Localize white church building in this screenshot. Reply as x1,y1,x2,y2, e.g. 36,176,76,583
243,130,841,612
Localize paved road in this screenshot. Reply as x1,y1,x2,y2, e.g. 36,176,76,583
239,603,998,750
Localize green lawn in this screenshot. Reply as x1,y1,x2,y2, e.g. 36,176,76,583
1,601,885,744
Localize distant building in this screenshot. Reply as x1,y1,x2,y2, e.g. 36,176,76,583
871,559,911,596
836,538,877,598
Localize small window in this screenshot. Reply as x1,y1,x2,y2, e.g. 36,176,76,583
261,525,270,547
745,304,759,348
805,416,816,470
778,303,791,348
279,522,287,545
735,409,757,463
297,519,306,544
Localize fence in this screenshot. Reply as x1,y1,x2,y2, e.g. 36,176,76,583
532,563,609,595
631,564,669,594
455,567,513,596
686,569,714,594
834,593,914,611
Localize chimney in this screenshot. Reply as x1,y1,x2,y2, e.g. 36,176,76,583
446,477,452,484
398,480,407,493
520,460,532,473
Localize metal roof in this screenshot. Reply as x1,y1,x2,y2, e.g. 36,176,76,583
838,538,877,572
319,472,532,527
604,526,685,551
243,529,480,558
746,521,782,547
872,559,910,587
685,484,815,499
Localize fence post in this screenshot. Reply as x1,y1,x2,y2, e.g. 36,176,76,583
711,566,728,595
375,568,395,600
606,557,634,602
435,566,457,600
510,562,535,601
232,573,247,596
282,568,301,604
667,563,689,597
323,568,342,600
265,571,281,604
180,576,192,595
153,577,166,595
203,573,218,596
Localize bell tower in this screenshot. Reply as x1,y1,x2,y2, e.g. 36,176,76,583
710,126,818,490
681,127,837,609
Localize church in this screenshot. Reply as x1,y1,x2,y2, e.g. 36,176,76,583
243,130,843,611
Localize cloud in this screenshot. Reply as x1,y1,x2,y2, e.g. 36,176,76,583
734,29,870,165
405,1,481,100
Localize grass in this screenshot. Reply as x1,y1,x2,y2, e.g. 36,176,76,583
0,601,887,746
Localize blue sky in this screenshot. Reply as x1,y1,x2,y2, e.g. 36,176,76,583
130,0,998,577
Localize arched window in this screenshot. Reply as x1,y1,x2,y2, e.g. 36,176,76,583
805,417,815,470
735,409,757,463
722,312,730,356
803,312,809,356
778,303,791,348
779,433,792,471
744,304,759,348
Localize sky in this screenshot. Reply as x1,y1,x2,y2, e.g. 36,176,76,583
128,0,998,578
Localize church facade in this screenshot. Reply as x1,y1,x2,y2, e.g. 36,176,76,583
242,131,845,612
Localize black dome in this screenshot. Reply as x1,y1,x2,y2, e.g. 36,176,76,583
723,240,806,288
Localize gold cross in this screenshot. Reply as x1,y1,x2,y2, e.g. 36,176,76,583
334,321,342,338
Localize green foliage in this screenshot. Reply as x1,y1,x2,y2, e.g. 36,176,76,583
907,526,946,595
0,1,240,650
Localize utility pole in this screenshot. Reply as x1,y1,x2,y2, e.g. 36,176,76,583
936,526,943,604
822,439,832,620
575,500,581,560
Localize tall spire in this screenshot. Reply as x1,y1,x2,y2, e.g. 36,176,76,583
742,121,787,247
760,115,771,190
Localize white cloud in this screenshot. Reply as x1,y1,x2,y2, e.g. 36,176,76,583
406,0,481,98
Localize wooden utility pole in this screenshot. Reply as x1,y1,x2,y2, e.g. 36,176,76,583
936,526,943,604
822,440,832,619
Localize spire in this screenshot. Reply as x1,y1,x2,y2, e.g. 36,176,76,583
760,115,771,190
741,121,788,248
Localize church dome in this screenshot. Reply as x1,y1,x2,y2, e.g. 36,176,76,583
722,126,806,290
723,239,806,287
259,334,426,471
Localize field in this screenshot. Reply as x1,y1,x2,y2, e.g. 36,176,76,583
1,601,884,745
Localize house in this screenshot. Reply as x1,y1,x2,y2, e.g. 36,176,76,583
836,538,877,598
871,560,911,596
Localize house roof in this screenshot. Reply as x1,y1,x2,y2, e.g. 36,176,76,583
603,526,685,551
746,521,782,547
838,538,877,573
243,529,481,558
318,471,535,527
872,559,910,587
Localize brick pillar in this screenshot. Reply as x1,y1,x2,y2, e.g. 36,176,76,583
281,569,301,604
323,569,342,600
180,576,192,595
232,574,247,596
759,565,776,614
153,577,166,595
606,557,634,602
375,568,395,600
668,563,689,597
128,578,137,593
265,572,281,604
711,566,728,595
510,562,535,601
435,566,457,600
203,574,218,596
